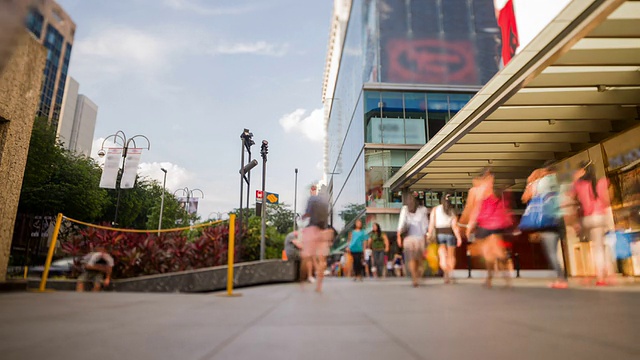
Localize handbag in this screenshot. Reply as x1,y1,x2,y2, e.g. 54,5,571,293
519,192,560,231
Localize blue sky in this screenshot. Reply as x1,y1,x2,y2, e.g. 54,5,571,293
58,0,333,218
57,0,570,220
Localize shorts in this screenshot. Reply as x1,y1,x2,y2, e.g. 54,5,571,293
79,270,104,284
403,235,425,262
437,233,456,247
301,226,330,257
475,227,509,240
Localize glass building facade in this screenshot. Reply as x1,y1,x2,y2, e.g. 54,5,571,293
25,4,75,126
325,0,500,234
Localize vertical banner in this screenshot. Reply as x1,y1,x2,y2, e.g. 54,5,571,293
99,148,122,189
497,0,519,65
188,198,199,215
120,148,142,189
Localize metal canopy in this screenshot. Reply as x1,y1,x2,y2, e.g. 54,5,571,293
385,0,640,192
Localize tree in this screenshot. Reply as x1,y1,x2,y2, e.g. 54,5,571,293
229,203,293,261
18,117,109,221
338,203,366,229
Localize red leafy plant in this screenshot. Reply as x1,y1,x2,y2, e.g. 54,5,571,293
59,222,243,279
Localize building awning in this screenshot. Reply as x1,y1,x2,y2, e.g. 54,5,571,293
385,0,640,192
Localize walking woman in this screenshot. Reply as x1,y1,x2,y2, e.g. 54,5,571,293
348,219,368,281
397,192,430,287
569,160,613,286
522,162,568,288
369,223,390,278
428,193,462,283
466,169,513,288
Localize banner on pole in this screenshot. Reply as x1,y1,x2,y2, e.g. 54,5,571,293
120,148,142,189
99,148,122,189
178,197,200,215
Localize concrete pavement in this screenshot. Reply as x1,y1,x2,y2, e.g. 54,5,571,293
0,278,639,360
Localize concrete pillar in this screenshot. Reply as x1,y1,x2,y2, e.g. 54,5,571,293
0,31,46,281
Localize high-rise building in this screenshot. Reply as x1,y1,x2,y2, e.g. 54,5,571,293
24,0,75,127
323,0,501,233
58,76,98,157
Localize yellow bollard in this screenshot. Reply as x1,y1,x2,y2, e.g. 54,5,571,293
224,214,242,296
38,213,63,292
23,266,28,279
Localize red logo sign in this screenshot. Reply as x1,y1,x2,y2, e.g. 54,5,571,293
386,38,477,85
256,190,263,200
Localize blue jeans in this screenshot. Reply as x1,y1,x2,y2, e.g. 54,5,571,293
437,233,456,247
539,231,565,279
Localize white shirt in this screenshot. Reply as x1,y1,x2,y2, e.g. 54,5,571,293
398,205,429,237
433,205,455,228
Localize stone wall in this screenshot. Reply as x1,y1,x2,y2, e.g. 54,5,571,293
0,31,46,281
27,260,298,293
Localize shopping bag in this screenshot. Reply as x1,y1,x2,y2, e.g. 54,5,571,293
519,192,559,231
425,243,439,274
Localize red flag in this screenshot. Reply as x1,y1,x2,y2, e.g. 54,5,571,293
497,0,519,65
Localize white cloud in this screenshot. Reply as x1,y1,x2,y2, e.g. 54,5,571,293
163,0,265,16
279,108,325,143
137,162,194,191
210,41,289,57
73,26,172,76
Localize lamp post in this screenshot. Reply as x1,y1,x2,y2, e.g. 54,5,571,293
97,130,150,226
293,168,298,231
239,129,255,233
260,140,268,260
174,187,205,224
158,168,167,234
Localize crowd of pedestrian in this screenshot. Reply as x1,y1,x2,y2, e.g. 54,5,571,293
291,160,618,291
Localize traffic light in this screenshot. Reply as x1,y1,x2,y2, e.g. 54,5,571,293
260,140,268,160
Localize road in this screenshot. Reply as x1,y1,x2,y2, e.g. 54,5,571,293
0,278,639,360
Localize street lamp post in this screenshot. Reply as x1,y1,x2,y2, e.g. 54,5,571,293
98,130,150,226
239,129,255,233
260,140,268,260
174,187,205,224
293,168,298,232
158,168,167,234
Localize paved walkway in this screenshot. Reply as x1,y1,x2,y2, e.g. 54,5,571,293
0,278,639,360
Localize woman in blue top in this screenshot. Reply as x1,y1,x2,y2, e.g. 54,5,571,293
348,219,368,281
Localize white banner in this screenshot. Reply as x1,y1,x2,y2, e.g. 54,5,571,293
178,197,199,215
99,148,122,189
120,148,142,189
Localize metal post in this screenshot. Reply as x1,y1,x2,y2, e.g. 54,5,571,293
158,168,167,234
293,168,298,232
239,140,245,233
246,149,251,213
114,149,127,226
260,156,266,260
39,213,63,292
260,140,268,261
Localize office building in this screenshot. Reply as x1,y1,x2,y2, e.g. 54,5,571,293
323,0,501,233
58,77,98,157
386,0,640,275
25,0,76,127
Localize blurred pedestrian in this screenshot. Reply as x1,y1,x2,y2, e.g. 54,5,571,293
368,223,390,278
348,219,368,281
76,247,114,292
429,193,462,284
397,192,430,287
521,162,568,288
568,160,613,286
466,169,513,288
301,185,331,292
284,231,303,280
